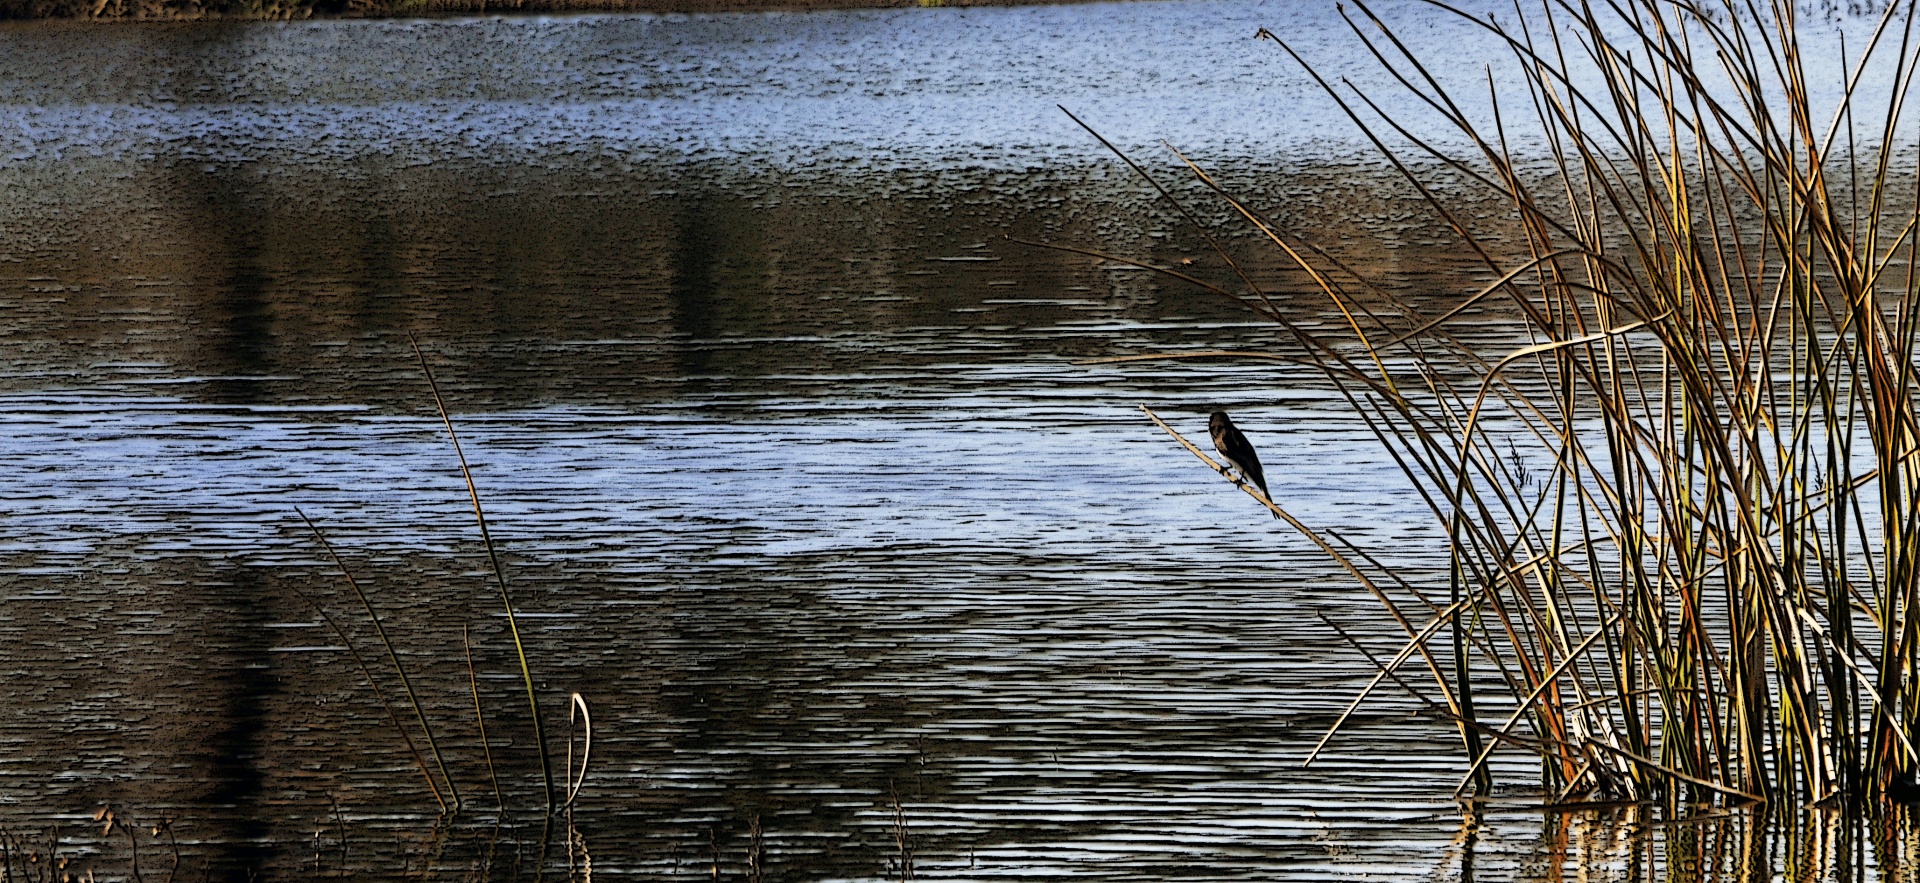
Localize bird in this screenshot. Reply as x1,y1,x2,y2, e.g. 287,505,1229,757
1210,411,1278,519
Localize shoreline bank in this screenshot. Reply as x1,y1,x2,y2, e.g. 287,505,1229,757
1,0,1113,20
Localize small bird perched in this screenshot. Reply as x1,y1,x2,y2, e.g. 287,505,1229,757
1210,411,1278,519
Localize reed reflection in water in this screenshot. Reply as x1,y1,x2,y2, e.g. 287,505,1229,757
1456,804,1917,882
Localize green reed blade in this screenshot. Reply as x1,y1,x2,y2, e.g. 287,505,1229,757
409,334,555,813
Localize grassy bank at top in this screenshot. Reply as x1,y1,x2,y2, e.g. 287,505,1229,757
0,0,1083,19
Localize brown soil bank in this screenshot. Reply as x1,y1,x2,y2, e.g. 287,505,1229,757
0,0,1089,19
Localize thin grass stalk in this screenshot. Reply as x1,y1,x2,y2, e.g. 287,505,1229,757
280,531,449,813
297,507,460,812
466,622,507,812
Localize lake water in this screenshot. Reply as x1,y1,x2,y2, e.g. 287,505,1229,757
0,0,1901,880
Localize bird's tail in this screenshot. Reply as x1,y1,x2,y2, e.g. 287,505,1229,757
1256,481,1279,520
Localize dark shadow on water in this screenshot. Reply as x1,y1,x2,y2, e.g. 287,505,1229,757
666,191,766,389
343,190,406,329
199,562,277,882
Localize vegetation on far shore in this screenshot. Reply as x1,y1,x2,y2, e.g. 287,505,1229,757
0,0,1069,21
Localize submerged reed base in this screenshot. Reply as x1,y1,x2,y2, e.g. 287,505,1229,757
1081,0,1920,808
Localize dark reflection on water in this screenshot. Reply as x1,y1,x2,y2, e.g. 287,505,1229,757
0,1,1908,881
199,562,276,882
195,163,276,406
667,192,750,382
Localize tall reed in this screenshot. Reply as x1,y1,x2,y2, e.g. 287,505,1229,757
1105,0,1920,805
409,334,556,811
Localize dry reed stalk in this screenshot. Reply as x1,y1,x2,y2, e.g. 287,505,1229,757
564,692,592,809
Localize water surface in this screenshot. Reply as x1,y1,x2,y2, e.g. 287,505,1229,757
0,1,1897,880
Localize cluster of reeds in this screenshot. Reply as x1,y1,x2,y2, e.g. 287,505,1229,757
1082,0,1920,806
288,337,589,819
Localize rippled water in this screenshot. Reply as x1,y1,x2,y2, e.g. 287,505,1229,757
0,1,1902,880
